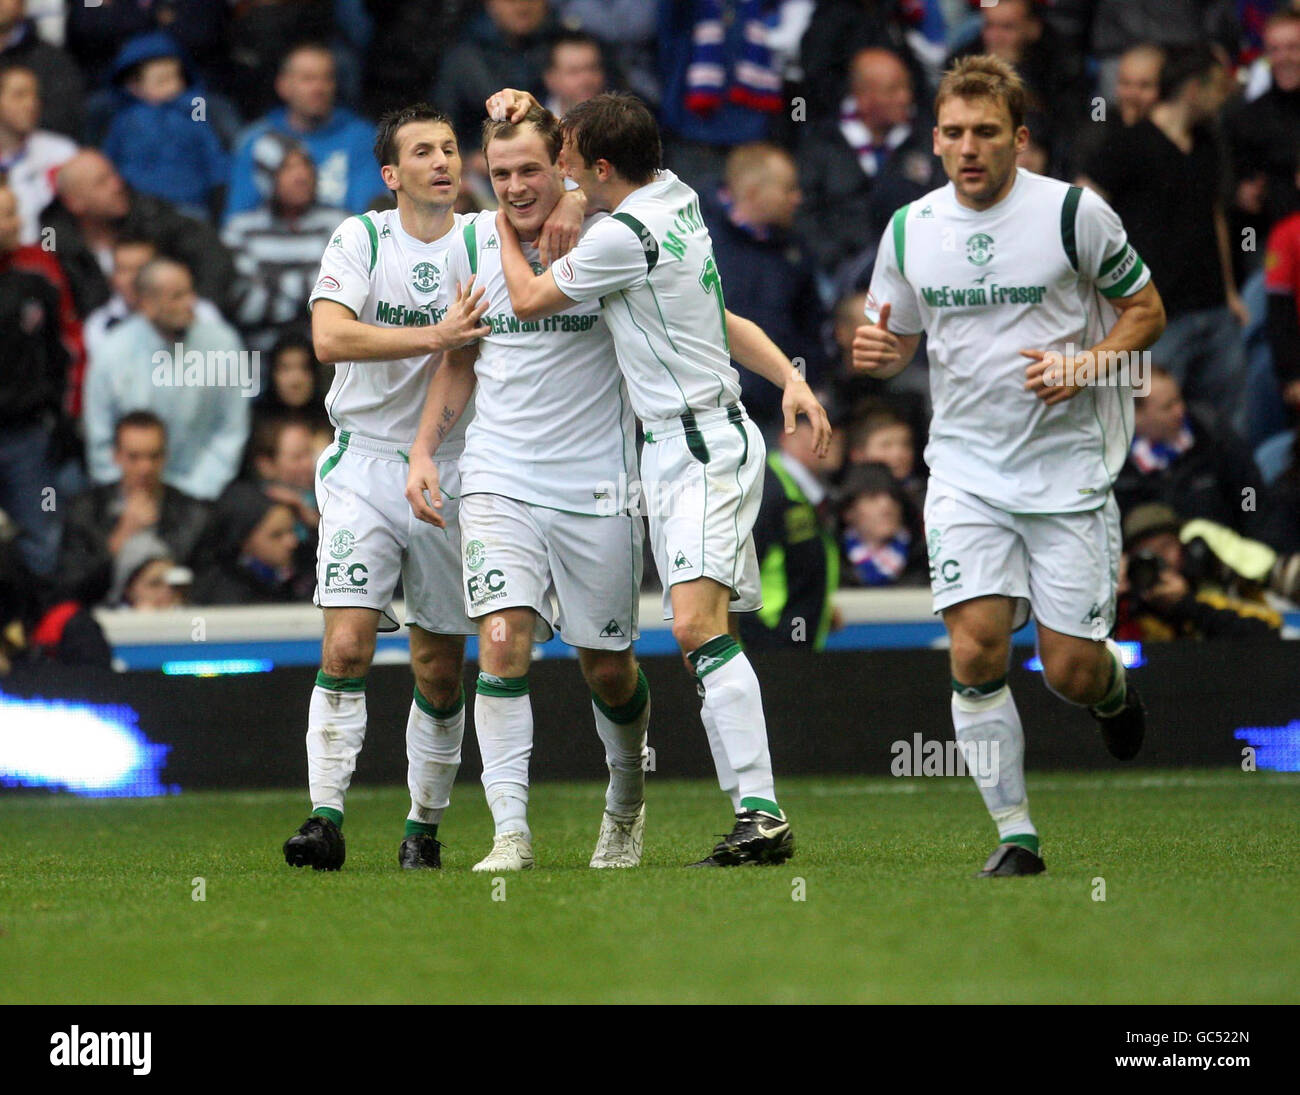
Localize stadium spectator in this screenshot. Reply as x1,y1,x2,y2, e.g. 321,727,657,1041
657,0,788,189
945,0,1088,172
0,179,68,577
358,0,475,119
0,528,111,675
1264,188,1300,419
222,145,347,353
798,0,929,124
225,3,350,121
1088,0,1241,99
1226,11,1300,234
1068,44,1165,182
101,32,229,220
555,0,658,104
1082,47,1250,434
189,480,304,605
795,46,943,285
433,0,558,149
845,399,926,513
739,411,845,653
838,460,925,588
64,0,229,92
0,0,83,139
106,532,188,610
0,175,82,420
0,62,75,244
83,257,250,502
1115,365,1284,546
542,30,607,116
1116,502,1284,641
42,149,235,318
253,330,332,436
703,142,828,435
225,42,378,221
83,236,224,362
58,411,208,606
247,412,321,537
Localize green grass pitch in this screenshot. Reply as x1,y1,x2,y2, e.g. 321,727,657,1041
2,771,1297,1003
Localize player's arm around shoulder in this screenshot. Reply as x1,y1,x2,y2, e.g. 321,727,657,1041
495,207,579,321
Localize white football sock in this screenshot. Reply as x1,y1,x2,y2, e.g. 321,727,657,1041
407,687,464,824
699,680,741,811
306,675,368,815
591,668,650,817
475,674,533,838
692,638,778,812
952,682,1036,842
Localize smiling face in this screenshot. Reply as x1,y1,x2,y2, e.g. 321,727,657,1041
487,125,565,239
934,94,1027,210
383,120,461,210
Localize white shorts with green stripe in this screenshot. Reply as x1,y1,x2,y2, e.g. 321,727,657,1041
459,492,643,649
639,405,763,621
314,430,474,635
923,478,1121,640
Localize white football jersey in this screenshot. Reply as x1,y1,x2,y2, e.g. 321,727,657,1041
867,168,1152,514
551,170,743,423
446,210,636,515
309,208,472,453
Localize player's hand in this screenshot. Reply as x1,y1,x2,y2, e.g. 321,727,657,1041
433,277,490,351
782,372,832,455
1021,349,1082,405
485,88,541,123
405,454,445,528
852,303,902,372
538,189,586,266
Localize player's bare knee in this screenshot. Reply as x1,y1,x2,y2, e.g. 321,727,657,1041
671,616,712,656
321,630,374,679
1042,652,1098,704
949,630,1008,685
412,650,462,707
581,651,637,705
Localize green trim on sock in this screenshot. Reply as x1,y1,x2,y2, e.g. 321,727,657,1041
740,796,782,818
315,671,365,692
1003,832,1039,856
951,675,1007,698
688,635,742,679
1092,650,1127,717
593,667,649,725
312,807,343,828
414,685,465,720
475,672,529,698
404,819,438,839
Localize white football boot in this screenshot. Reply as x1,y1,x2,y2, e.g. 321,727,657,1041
589,803,645,868
472,831,535,872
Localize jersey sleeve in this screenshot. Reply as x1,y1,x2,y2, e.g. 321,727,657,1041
863,206,923,334
1076,186,1151,300
445,215,477,292
308,215,373,317
550,214,652,303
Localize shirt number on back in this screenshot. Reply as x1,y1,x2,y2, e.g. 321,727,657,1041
698,254,730,354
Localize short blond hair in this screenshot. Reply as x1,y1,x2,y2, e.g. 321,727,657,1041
934,54,1028,132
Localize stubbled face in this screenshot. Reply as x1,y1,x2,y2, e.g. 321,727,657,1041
127,558,180,610
273,348,315,406
487,127,564,240
934,95,1026,209
111,242,157,307
1135,375,1186,443
559,133,609,210
114,425,167,493
243,504,298,569
850,51,913,132
0,186,20,252
1266,20,1300,94
857,424,913,481
0,67,39,136
385,121,461,209
545,42,605,109
1116,50,1161,124
140,265,197,335
846,492,904,543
